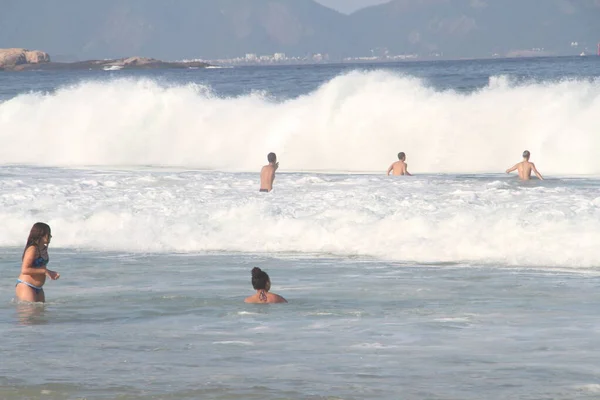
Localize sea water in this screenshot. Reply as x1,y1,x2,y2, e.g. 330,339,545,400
1,57,600,399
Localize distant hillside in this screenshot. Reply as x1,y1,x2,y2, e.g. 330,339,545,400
0,0,349,60
0,0,598,60
350,0,600,57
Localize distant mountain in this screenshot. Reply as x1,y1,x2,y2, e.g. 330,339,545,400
350,0,600,57
0,0,598,60
0,0,350,60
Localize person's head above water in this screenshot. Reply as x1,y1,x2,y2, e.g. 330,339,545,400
251,267,271,291
397,152,406,161
23,222,51,257
267,152,277,163
522,150,531,160
26,222,51,246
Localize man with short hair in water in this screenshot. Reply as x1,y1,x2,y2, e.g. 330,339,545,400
387,152,412,176
506,150,544,180
260,152,279,192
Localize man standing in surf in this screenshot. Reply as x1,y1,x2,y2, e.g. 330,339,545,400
260,152,279,192
505,150,544,180
387,152,412,176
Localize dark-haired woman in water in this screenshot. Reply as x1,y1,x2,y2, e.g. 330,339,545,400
244,267,287,304
15,222,60,303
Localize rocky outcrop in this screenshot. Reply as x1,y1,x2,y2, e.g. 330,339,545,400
102,56,163,68
122,56,156,66
0,48,50,70
2,53,210,71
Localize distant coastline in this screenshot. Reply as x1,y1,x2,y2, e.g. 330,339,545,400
197,48,594,68
2,47,595,72
208,53,593,68
0,49,211,71
15,58,212,71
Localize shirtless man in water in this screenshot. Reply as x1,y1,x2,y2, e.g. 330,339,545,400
260,152,279,192
387,152,412,176
506,150,544,180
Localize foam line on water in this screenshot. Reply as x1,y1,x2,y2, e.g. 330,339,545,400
1,169,600,269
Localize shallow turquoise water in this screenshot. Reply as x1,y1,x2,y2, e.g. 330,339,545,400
2,251,600,399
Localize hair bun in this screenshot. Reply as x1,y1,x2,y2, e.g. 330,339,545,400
251,267,262,277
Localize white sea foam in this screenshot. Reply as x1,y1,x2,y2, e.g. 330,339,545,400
1,72,600,174
1,167,600,269
578,384,600,393
350,342,394,349
2,72,600,269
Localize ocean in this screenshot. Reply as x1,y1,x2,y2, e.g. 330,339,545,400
1,57,600,399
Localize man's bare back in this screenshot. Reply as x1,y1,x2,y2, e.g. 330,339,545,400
387,152,412,176
506,151,543,180
387,161,411,176
260,152,278,192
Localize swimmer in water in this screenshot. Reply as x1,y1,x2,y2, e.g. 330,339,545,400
15,222,60,303
505,150,544,180
387,152,412,176
259,152,279,192
244,267,287,304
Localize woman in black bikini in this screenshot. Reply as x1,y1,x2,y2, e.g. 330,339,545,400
15,222,60,303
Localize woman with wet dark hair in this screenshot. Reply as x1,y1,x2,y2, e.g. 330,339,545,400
244,267,287,304
15,222,60,303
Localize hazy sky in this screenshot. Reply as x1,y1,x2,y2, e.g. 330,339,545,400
315,0,391,14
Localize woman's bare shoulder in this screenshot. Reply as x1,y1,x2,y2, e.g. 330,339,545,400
269,293,287,303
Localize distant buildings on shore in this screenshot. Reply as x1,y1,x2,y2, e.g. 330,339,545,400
199,51,422,66
204,52,330,66
190,43,599,66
